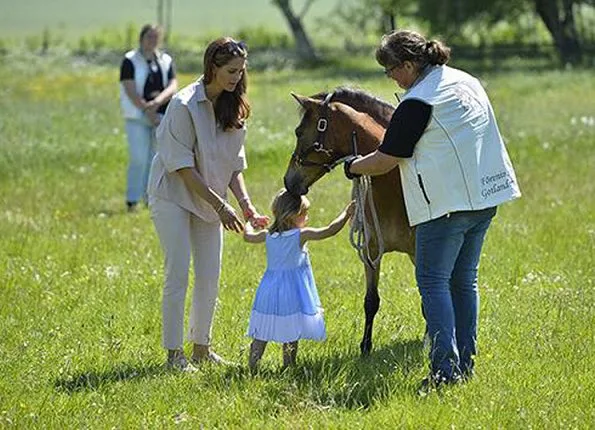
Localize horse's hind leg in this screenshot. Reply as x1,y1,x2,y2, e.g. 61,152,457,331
360,261,381,356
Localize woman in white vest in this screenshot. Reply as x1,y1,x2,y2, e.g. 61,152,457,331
119,24,177,212
148,38,269,371
344,30,521,390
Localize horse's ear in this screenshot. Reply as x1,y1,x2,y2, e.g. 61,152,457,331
291,92,318,110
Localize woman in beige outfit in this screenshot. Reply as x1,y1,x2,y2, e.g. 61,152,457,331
148,37,268,371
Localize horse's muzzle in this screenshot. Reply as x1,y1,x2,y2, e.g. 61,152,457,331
284,173,309,196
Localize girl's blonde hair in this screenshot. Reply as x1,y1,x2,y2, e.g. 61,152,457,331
269,189,310,233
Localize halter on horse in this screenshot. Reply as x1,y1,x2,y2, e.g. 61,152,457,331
289,92,354,173
287,92,385,269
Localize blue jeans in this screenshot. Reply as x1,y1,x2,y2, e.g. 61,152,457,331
125,119,156,204
415,206,497,379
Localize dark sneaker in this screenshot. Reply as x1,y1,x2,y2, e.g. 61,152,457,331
417,371,461,396
461,368,474,382
126,201,138,213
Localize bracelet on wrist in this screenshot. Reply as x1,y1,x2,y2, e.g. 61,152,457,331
215,201,227,214
243,207,255,220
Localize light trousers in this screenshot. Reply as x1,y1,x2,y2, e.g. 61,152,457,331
149,196,223,350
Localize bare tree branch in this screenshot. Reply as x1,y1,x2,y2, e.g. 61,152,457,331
299,0,316,19
272,0,319,61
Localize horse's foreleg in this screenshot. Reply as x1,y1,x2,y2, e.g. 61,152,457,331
360,261,381,356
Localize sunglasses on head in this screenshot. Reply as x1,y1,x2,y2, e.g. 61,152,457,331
225,40,248,57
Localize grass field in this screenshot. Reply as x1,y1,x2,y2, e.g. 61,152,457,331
1,53,594,428
0,0,338,39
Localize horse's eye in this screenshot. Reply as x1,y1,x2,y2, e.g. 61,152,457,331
294,129,301,137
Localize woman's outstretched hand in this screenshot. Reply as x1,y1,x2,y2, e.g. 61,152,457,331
217,201,243,233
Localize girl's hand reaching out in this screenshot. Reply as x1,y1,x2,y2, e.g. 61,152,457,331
250,213,270,229
244,207,270,229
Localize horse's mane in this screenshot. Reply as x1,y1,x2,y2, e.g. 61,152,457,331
312,87,396,128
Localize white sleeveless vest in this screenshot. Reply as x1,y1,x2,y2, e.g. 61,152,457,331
398,65,521,226
119,49,173,120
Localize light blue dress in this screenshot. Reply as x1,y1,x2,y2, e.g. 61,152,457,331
247,228,326,343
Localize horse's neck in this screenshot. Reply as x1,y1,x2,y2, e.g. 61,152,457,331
354,114,385,155
352,113,403,191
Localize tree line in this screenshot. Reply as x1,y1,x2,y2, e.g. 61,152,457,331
273,0,594,65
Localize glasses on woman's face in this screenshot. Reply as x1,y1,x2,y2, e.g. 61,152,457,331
384,63,400,76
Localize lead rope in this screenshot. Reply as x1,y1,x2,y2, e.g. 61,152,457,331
347,131,384,269
349,175,384,269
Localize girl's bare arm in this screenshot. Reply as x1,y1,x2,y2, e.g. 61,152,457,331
300,201,355,245
243,222,267,243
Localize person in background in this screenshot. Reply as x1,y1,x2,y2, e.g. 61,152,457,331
119,24,177,212
148,37,269,371
344,30,521,392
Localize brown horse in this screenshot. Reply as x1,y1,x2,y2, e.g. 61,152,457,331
283,87,417,355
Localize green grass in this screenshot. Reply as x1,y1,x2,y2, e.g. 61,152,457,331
1,56,594,428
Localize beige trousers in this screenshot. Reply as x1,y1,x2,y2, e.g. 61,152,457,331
149,196,222,349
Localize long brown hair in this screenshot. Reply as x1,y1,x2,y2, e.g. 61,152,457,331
376,30,450,71
203,37,251,130
269,189,310,234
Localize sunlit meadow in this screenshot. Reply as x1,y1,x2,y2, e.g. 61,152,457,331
1,53,594,428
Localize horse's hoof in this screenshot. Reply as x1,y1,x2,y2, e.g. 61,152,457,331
360,342,372,356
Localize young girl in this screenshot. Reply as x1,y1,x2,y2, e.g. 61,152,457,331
243,189,355,370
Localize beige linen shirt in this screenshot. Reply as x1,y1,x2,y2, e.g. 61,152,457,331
148,78,247,222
